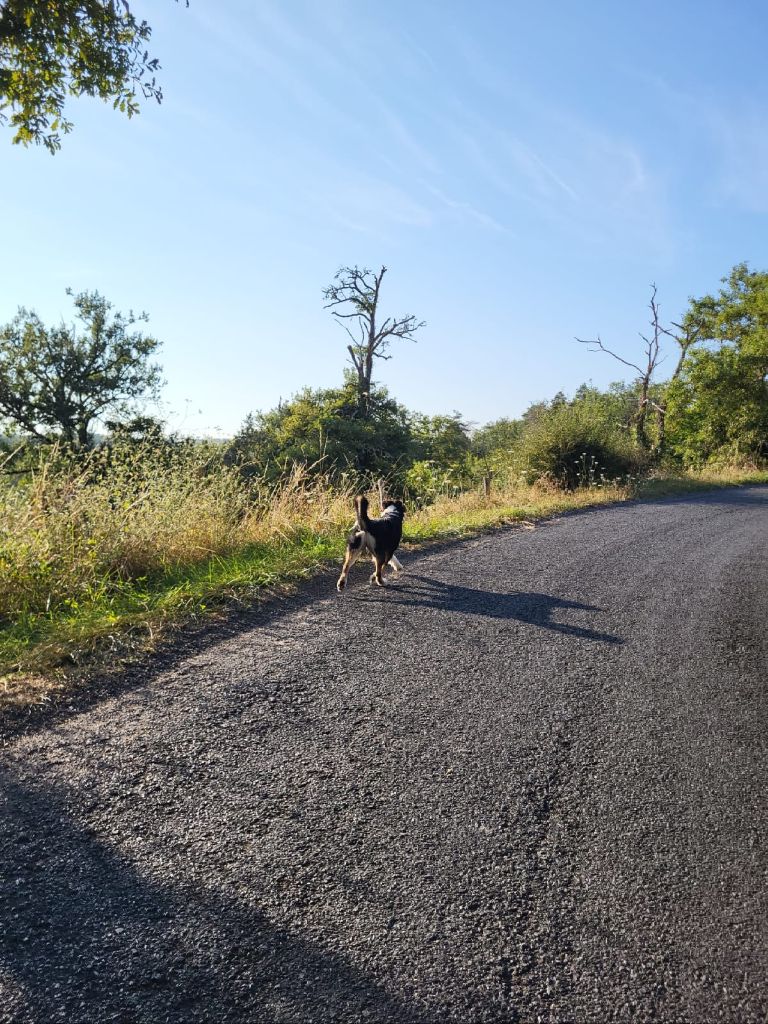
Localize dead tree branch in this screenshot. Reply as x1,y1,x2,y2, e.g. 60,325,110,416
323,265,425,417
577,284,694,455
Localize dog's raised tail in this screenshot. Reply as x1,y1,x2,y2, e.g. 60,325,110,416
354,494,372,532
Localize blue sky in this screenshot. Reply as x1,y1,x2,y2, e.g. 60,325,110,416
2,0,768,436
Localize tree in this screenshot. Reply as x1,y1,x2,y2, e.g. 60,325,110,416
400,412,472,500
471,418,524,458
322,265,424,418
0,289,162,449
412,412,471,470
666,264,768,464
104,413,166,444
229,378,415,484
0,0,186,152
521,399,550,427
470,417,525,490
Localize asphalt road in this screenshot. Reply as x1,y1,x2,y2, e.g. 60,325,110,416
2,487,767,1024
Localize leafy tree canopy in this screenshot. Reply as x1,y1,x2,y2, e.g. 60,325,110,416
667,264,768,464
0,289,163,449
0,0,186,151
412,412,471,469
471,417,524,459
229,378,415,485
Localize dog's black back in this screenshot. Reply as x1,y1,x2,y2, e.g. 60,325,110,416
352,495,405,562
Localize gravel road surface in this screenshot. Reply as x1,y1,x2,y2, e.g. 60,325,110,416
2,487,767,1023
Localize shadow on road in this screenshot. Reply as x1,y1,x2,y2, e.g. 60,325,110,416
360,574,623,645
650,485,768,510
0,768,432,1024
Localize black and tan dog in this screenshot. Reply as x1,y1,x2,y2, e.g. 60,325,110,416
336,494,405,591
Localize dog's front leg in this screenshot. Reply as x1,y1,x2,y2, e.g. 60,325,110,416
370,555,387,587
337,557,352,591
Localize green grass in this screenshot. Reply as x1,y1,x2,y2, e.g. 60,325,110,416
2,465,766,710
0,532,345,682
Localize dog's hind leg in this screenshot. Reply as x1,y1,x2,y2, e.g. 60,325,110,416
389,554,403,574
337,533,365,592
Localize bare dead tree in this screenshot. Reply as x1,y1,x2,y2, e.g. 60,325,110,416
323,265,424,417
577,285,698,456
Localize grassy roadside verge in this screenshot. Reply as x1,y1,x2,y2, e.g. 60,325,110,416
2,466,767,712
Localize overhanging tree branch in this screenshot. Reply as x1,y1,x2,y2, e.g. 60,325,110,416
0,0,188,152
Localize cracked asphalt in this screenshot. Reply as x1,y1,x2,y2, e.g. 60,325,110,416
2,486,767,1023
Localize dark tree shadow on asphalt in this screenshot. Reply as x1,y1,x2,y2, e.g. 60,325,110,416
0,768,433,1024
359,574,623,645
651,486,768,509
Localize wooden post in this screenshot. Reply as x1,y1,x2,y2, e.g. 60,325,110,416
377,477,386,512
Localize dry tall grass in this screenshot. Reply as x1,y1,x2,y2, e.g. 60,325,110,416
0,445,354,625
404,473,633,542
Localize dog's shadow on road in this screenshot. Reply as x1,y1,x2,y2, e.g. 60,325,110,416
360,573,623,645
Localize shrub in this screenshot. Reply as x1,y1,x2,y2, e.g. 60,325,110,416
517,403,642,489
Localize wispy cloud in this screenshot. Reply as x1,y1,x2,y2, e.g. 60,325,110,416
321,176,435,232
432,90,668,254
184,1,517,241
420,182,510,234
717,112,768,213
187,4,363,137
687,102,768,214
374,100,442,175
499,134,579,202
189,0,673,252
618,69,768,214
430,30,675,254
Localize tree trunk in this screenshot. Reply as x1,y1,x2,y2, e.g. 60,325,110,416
654,405,667,457
634,379,651,450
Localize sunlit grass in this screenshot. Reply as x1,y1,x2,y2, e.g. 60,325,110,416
637,464,768,498
405,480,630,542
